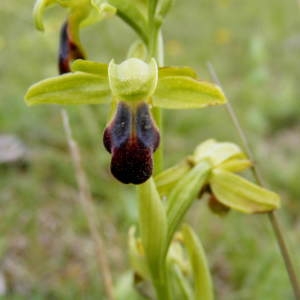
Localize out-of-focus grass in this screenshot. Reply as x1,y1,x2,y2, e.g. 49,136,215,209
0,0,300,299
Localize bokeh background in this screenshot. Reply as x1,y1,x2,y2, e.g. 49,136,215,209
0,0,300,299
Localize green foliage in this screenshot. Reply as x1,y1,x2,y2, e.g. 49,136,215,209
137,178,167,281
182,224,213,300
165,161,211,248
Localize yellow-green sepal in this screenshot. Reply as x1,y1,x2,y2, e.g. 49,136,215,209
153,76,226,109
25,72,111,105
33,0,56,31
210,169,280,213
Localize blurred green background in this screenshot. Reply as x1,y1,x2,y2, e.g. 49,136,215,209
0,0,300,299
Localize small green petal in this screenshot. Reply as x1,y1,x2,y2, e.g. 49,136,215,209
71,59,108,77
153,76,226,109
158,66,197,79
210,169,280,213
25,72,111,105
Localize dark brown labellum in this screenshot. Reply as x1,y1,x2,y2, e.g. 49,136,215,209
58,21,85,74
103,102,160,184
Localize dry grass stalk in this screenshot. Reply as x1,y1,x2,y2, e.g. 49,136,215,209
61,109,115,300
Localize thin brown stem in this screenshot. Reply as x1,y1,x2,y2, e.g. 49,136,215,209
207,62,300,300
61,109,115,300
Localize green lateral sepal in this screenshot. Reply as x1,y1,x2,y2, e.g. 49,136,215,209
25,72,111,105
210,168,280,213
153,76,226,109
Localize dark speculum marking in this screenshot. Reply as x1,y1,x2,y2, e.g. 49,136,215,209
58,21,85,74
103,102,160,184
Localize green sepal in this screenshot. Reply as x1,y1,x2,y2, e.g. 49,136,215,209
71,59,108,77
158,66,197,79
25,72,111,105
193,139,247,167
182,225,214,300
137,178,167,280
210,169,280,213
33,0,55,31
153,76,226,109
33,0,94,31
165,161,211,251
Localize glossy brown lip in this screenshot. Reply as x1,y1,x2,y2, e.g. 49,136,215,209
103,101,160,184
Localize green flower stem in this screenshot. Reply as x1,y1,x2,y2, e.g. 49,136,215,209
153,269,171,300
207,62,300,300
146,3,169,299
148,0,159,57
153,31,165,173
109,0,148,43
148,5,164,174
